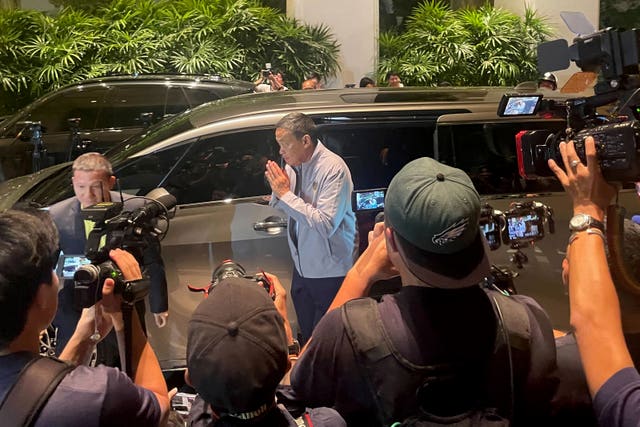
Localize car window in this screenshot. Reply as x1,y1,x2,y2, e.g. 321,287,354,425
436,121,566,195
115,141,194,197
165,87,191,118
96,85,167,130
25,86,107,134
163,129,279,205
318,123,436,190
182,87,223,109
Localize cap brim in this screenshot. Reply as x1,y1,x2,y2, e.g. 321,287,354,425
396,232,491,289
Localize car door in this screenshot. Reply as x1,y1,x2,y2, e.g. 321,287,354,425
118,127,290,368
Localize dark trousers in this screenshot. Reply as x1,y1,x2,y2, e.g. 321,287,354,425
291,268,344,344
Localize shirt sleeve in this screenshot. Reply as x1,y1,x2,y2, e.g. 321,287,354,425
100,366,162,426
594,367,640,427
278,162,352,239
290,308,372,417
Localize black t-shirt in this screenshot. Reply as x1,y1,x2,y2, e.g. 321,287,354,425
290,285,558,427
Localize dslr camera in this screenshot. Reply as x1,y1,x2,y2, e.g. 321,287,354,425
73,188,176,309
479,201,554,249
261,62,272,78
211,260,275,299
508,13,640,183
189,259,275,299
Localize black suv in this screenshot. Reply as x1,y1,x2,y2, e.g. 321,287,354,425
0,74,254,180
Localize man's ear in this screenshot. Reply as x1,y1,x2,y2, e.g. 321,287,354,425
385,226,398,253
107,175,116,191
302,134,312,146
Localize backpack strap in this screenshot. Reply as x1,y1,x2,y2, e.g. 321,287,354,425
0,356,75,427
483,288,532,422
341,297,393,423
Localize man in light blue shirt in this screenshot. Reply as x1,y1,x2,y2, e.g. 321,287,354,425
265,112,356,342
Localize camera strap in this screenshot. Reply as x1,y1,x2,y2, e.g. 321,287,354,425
0,356,74,427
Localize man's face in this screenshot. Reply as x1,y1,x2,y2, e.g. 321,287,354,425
72,170,115,208
273,73,284,86
275,128,311,167
388,75,402,87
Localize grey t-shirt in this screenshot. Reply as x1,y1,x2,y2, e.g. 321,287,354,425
0,352,160,427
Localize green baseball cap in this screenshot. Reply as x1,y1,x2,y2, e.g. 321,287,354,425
385,157,490,288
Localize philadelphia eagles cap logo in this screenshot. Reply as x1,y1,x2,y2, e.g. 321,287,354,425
432,218,469,246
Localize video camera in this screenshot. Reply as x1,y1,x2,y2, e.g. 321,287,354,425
508,12,640,183
73,188,176,309
188,259,275,300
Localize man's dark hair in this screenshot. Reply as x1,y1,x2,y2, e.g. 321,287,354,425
386,71,400,80
0,209,59,347
276,112,318,143
307,72,321,81
359,77,375,87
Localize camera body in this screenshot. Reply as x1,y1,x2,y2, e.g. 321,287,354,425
73,260,150,309
479,204,504,251
503,201,552,245
517,120,640,182
514,21,640,183
73,188,176,308
261,62,272,78
209,259,275,300
479,201,554,249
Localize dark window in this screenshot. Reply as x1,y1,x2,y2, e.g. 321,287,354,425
318,123,436,190
96,85,167,129
182,87,223,108
165,87,191,118
163,129,279,205
26,86,107,133
115,142,194,197
436,121,567,195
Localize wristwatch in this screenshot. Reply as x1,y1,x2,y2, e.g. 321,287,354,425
569,213,605,233
288,339,301,356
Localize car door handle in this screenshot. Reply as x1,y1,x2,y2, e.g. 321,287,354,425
253,216,287,233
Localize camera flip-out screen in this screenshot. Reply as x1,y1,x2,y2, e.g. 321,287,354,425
352,188,386,212
505,213,544,243
56,255,91,280
497,94,543,117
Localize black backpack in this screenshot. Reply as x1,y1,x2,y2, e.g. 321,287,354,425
341,287,531,427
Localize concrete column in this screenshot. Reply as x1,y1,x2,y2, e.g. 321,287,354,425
496,0,600,89
287,0,378,88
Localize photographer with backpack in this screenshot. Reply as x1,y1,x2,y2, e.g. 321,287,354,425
288,158,559,426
